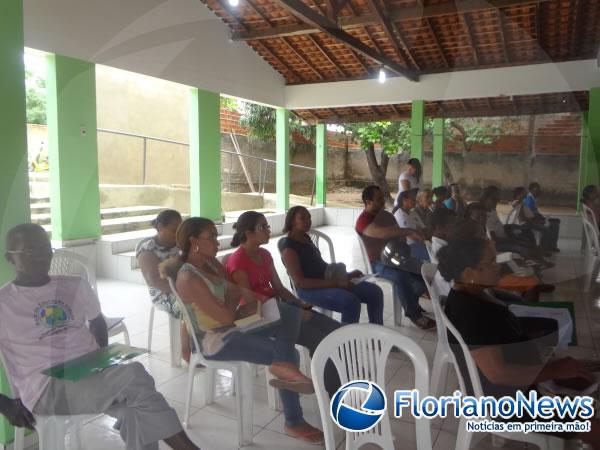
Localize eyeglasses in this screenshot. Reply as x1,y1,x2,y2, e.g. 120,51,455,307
6,248,54,257
256,224,271,231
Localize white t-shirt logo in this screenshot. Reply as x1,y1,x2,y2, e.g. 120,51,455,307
34,300,74,338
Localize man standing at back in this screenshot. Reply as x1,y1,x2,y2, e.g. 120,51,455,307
355,186,435,329
0,223,200,450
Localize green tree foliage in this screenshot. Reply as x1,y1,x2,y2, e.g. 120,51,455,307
236,101,314,142
25,70,47,125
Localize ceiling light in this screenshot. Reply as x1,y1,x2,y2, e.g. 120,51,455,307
228,0,239,6
378,66,386,84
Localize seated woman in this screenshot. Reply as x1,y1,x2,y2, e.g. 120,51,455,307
432,186,450,211
437,235,600,447
226,211,342,443
160,218,319,440
279,206,384,324
444,183,466,217
136,209,191,362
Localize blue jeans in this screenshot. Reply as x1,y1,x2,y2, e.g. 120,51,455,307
204,322,304,427
297,281,384,324
372,261,426,321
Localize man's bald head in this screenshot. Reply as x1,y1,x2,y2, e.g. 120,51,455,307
6,223,47,252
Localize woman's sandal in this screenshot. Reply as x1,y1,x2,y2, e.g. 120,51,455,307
269,363,315,394
284,424,325,445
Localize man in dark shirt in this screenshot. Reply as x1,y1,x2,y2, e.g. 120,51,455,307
355,185,435,329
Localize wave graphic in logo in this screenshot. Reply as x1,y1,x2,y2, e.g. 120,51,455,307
330,380,387,432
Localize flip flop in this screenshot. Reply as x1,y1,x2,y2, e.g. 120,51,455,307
284,426,324,445
268,378,315,394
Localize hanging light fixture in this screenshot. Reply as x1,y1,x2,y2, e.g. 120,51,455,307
228,0,239,6
378,66,386,84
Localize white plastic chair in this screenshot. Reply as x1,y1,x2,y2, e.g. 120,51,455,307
424,240,436,264
168,278,254,447
1,349,92,450
421,263,457,397
356,235,406,326
504,204,521,225
50,250,130,345
147,304,182,367
311,324,432,450
582,215,600,257
441,310,565,450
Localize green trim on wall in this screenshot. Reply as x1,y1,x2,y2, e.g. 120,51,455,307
432,118,445,188
0,1,30,443
316,124,327,205
276,108,290,211
46,54,101,241
189,88,221,220
410,100,425,161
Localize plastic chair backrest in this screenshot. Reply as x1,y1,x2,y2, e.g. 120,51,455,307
168,277,203,360
311,324,432,450
440,309,483,397
505,204,521,225
582,215,600,255
49,250,97,293
356,234,374,275
424,241,436,264
421,263,453,360
307,229,336,263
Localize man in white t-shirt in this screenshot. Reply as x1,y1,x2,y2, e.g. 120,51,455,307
0,224,199,450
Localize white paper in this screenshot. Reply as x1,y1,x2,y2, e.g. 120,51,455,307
508,304,573,348
350,274,375,285
234,298,281,333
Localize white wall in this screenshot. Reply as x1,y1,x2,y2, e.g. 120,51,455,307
24,0,285,106
284,60,600,109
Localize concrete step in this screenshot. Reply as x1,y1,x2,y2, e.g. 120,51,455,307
101,214,162,234
31,202,51,215
100,206,164,220
30,195,49,205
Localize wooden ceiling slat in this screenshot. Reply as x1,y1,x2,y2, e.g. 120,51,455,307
424,18,449,67
496,10,511,62
459,13,480,65
253,40,305,81
364,0,419,69
306,34,349,77
214,0,249,31
245,0,274,26
281,37,325,79
231,0,549,41
271,0,419,79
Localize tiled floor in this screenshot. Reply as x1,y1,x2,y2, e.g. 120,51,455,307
26,227,600,449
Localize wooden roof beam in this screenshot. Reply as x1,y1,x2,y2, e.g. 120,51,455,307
232,0,548,40
281,37,325,80
459,13,480,65
306,34,349,78
425,18,449,68
245,0,273,26
253,40,305,82
364,0,419,69
271,0,419,80
496,10,510,63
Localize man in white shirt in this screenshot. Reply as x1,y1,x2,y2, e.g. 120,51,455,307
0,224,199,450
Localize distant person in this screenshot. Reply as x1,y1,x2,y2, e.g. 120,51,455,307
136,210,191,363
394,158,422,206
581,185,600,227
408,189,433,233
394,190,429,261
444,184,466,217
523,182,561,252
356,185,435,329
432,186,450,211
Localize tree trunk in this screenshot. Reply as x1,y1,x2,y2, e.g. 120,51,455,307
365,143,393,205
443,158,454,184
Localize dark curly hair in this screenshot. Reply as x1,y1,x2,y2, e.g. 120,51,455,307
437,234,488,282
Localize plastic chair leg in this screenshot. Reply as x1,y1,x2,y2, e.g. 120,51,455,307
122,325,130,346
37,416,68,450
204,368,216,405
184,361,197,428
13,427,25,450
430,351,450,396
265,370,283,412
168,316,182,368
235,364,254,447
456,418,474,450
147,307,155,352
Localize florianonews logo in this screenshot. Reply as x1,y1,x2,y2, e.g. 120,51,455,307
330,381,387,432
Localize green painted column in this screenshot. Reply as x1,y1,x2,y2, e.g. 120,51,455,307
432,118,445,187
410,100,425,161
276,108,290,211
0,1,30,444
578,88,600,211
315,124,327,205
189,88,221,220
46,55,101,242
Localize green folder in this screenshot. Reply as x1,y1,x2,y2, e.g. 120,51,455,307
42,343,146,382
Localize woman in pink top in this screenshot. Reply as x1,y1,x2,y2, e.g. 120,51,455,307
225,211,341,445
